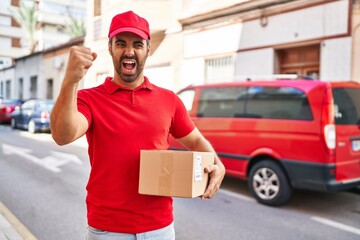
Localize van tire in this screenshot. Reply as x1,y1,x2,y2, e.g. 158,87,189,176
248,160,292,206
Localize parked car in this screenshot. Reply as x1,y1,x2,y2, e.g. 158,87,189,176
0,99,24,124
11,99,54,133
170,78,360,206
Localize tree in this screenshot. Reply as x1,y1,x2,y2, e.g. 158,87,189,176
66,15,86,37
9,0,39,53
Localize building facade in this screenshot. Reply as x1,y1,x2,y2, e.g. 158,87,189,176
180,0,359,88
82,0,360,93
0,36,83,100
0,0,86,69
1,0,359,100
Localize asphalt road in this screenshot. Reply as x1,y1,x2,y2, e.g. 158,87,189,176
0,125,359,240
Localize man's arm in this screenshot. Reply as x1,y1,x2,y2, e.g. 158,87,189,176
50,46,97,145
176,127,226,199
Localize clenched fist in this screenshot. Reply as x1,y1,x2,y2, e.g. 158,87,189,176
64,46,97,85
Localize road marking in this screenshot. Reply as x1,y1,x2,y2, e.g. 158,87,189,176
219,189,256,202
0,201,37,240
311,216,360,236
18,131,88,148
2,144,82,173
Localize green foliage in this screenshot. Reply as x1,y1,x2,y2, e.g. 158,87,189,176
9,0,39,53
9,1,86,51
67,16,86,37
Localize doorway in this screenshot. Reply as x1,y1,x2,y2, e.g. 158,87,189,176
277,45,320,79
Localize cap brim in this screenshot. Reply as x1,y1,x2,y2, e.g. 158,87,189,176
109,27,149,39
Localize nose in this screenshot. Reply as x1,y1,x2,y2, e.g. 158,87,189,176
124,46,135,56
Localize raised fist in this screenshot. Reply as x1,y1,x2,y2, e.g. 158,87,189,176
64,46,97,84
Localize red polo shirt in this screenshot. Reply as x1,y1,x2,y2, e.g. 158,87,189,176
77,77,195,233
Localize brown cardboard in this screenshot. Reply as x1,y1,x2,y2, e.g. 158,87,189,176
139,150,215,198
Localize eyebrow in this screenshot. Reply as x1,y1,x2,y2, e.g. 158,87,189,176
115,39,144,45
134,40,145,45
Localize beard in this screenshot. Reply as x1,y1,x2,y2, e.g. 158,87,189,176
113,54,147,83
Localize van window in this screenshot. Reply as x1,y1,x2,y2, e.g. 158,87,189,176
178,90,195,112
198,86,313,120
245,86,313,120
198,87,247,117
333,88,360,125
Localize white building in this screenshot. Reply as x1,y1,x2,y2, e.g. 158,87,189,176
0,66,15,99
82,0,360,94
180,0,360,88
0,0,86,69
6,37,84,100
14,52,43,100
2,0,360,100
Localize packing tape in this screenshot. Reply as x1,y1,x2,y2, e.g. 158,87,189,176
158,152,174,195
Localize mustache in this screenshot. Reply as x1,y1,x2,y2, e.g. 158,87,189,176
120,55,138,63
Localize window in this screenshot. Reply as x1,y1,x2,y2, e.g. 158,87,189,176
22,100,35,110
0,81,3,97
18,78,23,100
36,100,54,111
178,90,195,112
245,87,312,120
93,18,102,41
198,86,312,120
277,45,320,79
5,80,10,98
30,76,37,99
333,88,360,125
198,87,247,117
94,0,101,16
46,79,53,99
205,56,235,83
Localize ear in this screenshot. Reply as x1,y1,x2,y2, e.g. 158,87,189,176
147,42,151,56
108,39,112,55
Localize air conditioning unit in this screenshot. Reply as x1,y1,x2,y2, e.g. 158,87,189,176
53,57,64,69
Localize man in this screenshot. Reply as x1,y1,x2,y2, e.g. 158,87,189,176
51,11,225,240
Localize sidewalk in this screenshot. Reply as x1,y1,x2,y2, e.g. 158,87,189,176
0,202,37,240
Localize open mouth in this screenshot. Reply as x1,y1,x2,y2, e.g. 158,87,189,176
122,60,136,73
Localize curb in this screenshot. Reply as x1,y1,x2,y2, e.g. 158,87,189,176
0,202,37,240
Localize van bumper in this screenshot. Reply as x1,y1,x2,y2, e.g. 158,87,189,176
281,159,360,192
325,178,360,192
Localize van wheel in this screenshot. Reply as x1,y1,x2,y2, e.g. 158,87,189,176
248,160,292,206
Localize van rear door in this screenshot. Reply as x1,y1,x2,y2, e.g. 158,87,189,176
332,82,360,182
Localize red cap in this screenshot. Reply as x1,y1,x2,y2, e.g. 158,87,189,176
108,11,150,39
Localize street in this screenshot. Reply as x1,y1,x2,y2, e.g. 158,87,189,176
0,124,359,240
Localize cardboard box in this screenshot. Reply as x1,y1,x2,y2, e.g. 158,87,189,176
139,150,214,198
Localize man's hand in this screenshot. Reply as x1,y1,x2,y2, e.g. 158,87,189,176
201,162,226,199
176,128,226,200
50,46,95,146
64,46,97,85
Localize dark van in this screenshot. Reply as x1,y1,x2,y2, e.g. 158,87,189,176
170,79,360,206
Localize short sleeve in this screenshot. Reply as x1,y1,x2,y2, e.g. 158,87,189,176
170,95,195,139
77,90,92,126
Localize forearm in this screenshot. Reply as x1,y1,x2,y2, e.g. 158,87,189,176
50,81,87,145
191,138,223,167
177,128,225,199
50,46,95,145
178,128,224,167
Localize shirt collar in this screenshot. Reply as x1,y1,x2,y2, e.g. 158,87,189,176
104,76,154,94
